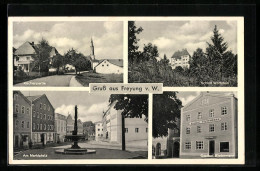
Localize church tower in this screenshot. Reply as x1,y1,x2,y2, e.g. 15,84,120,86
90,37,95,60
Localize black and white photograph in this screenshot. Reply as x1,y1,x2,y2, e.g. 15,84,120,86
128,20,238,87
12,91,148,159
152,91,238,159
12,20,124,87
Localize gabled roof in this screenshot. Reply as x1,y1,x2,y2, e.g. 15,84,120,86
171,49,190,59
14,91,31,105
15,41,36,55
95,59,123,68
26,95,42,102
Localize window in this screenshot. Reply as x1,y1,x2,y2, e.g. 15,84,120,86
146,128,148,133
26,57,30,60
185,142,191,149
197,126,201,133
222,107,227,115
102,64,104,67
26,108,30,114
209,124,215,132
125,128,128,133
21,106,25,114
37,112,39,118
44,114,46,120
14,94,18,101
37,124,39,130
21,121,24,128
196,141,204,150
43,104,46,110
98,134,100,136
40,124,42,130
27,121,29,128
135,128,139,133
33,123,35,130
15,104,19,113
220,142,229,152
221,122,227,131
107,64,109,66
33,111,36,117
40,103,42,109
98,128,100,131
40,113,42,119
186,127,190,134
197,112,202,119
209,109,214,117
15,120,19,128
186,115,190,121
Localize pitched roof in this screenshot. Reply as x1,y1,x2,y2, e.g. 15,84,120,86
96,59,123,68
15,42,36,55
171,49,190,59
26,95,43,102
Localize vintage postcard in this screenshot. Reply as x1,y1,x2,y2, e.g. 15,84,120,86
8,17,244,165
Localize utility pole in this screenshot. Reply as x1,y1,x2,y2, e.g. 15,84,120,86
121,114,125,151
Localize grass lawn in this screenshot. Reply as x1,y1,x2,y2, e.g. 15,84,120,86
76,72,123,86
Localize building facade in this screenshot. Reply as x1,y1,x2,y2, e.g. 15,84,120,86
13,91,32,148
101,101,148,143
54,113,67,143
180,92,238,158
171,49,191,69
95,59,123,74
66,114,84,136
27,94,55,145
95,121,103,141
83,121,95,138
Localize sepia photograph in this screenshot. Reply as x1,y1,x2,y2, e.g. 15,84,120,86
128,20,238,87
152,91,238,159
12,91,148,159
12,20,124,87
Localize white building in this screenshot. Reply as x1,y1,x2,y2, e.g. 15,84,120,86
54,113,67,143
101,101,148,143
95,59,123,74
95,121,103,141
171,49,191,69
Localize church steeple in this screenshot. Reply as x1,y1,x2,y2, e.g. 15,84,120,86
90,37,95,59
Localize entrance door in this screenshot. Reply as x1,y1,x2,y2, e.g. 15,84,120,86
15,135,19,147
173,141,180,157
209,140,215,156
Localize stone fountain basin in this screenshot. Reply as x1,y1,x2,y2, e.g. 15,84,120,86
55,148,96,155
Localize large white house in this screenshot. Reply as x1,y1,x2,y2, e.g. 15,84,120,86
95,59,123,74
171,49,191,69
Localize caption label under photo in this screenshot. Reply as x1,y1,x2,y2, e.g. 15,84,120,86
90,83,163,94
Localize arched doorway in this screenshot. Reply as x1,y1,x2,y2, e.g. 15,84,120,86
173,141,180,157
152,145,155,156
156,143,161,156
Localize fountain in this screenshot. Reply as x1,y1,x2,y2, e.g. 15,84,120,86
55,105,96,155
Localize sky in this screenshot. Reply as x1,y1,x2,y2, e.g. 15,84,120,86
135,20,237,59
177,91,237,106
13,21,123,59
21,91,111,123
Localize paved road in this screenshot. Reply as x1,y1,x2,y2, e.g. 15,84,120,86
14,75,74,87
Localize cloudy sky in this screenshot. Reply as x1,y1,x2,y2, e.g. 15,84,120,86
135,20,237,59
21,91,111,123
177,91,237,106
13,21,123,59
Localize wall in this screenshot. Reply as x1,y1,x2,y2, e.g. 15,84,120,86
95,60,123,74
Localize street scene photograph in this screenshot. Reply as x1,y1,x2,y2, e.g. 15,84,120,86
12,20,123,87
128,20,238,87
152,91,238,159
12,91,148,159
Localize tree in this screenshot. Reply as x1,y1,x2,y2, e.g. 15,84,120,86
52,54,63,74
141,43,159,61
109,94,148,150
153,92,182,138
128,21,143,65
33,38,51,75
206,25,235,81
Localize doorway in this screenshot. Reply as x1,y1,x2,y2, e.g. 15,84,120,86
209,140,215,156
156,143,161,156
173,141,180,157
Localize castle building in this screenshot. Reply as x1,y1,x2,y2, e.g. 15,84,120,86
26,94,55,145
54,113,67,143
100,101,148,143
171,49,191,69
180,92,238,158
13,91,32,148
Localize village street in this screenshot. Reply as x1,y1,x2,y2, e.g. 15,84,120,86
14,74,83,87
13,140,148,160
